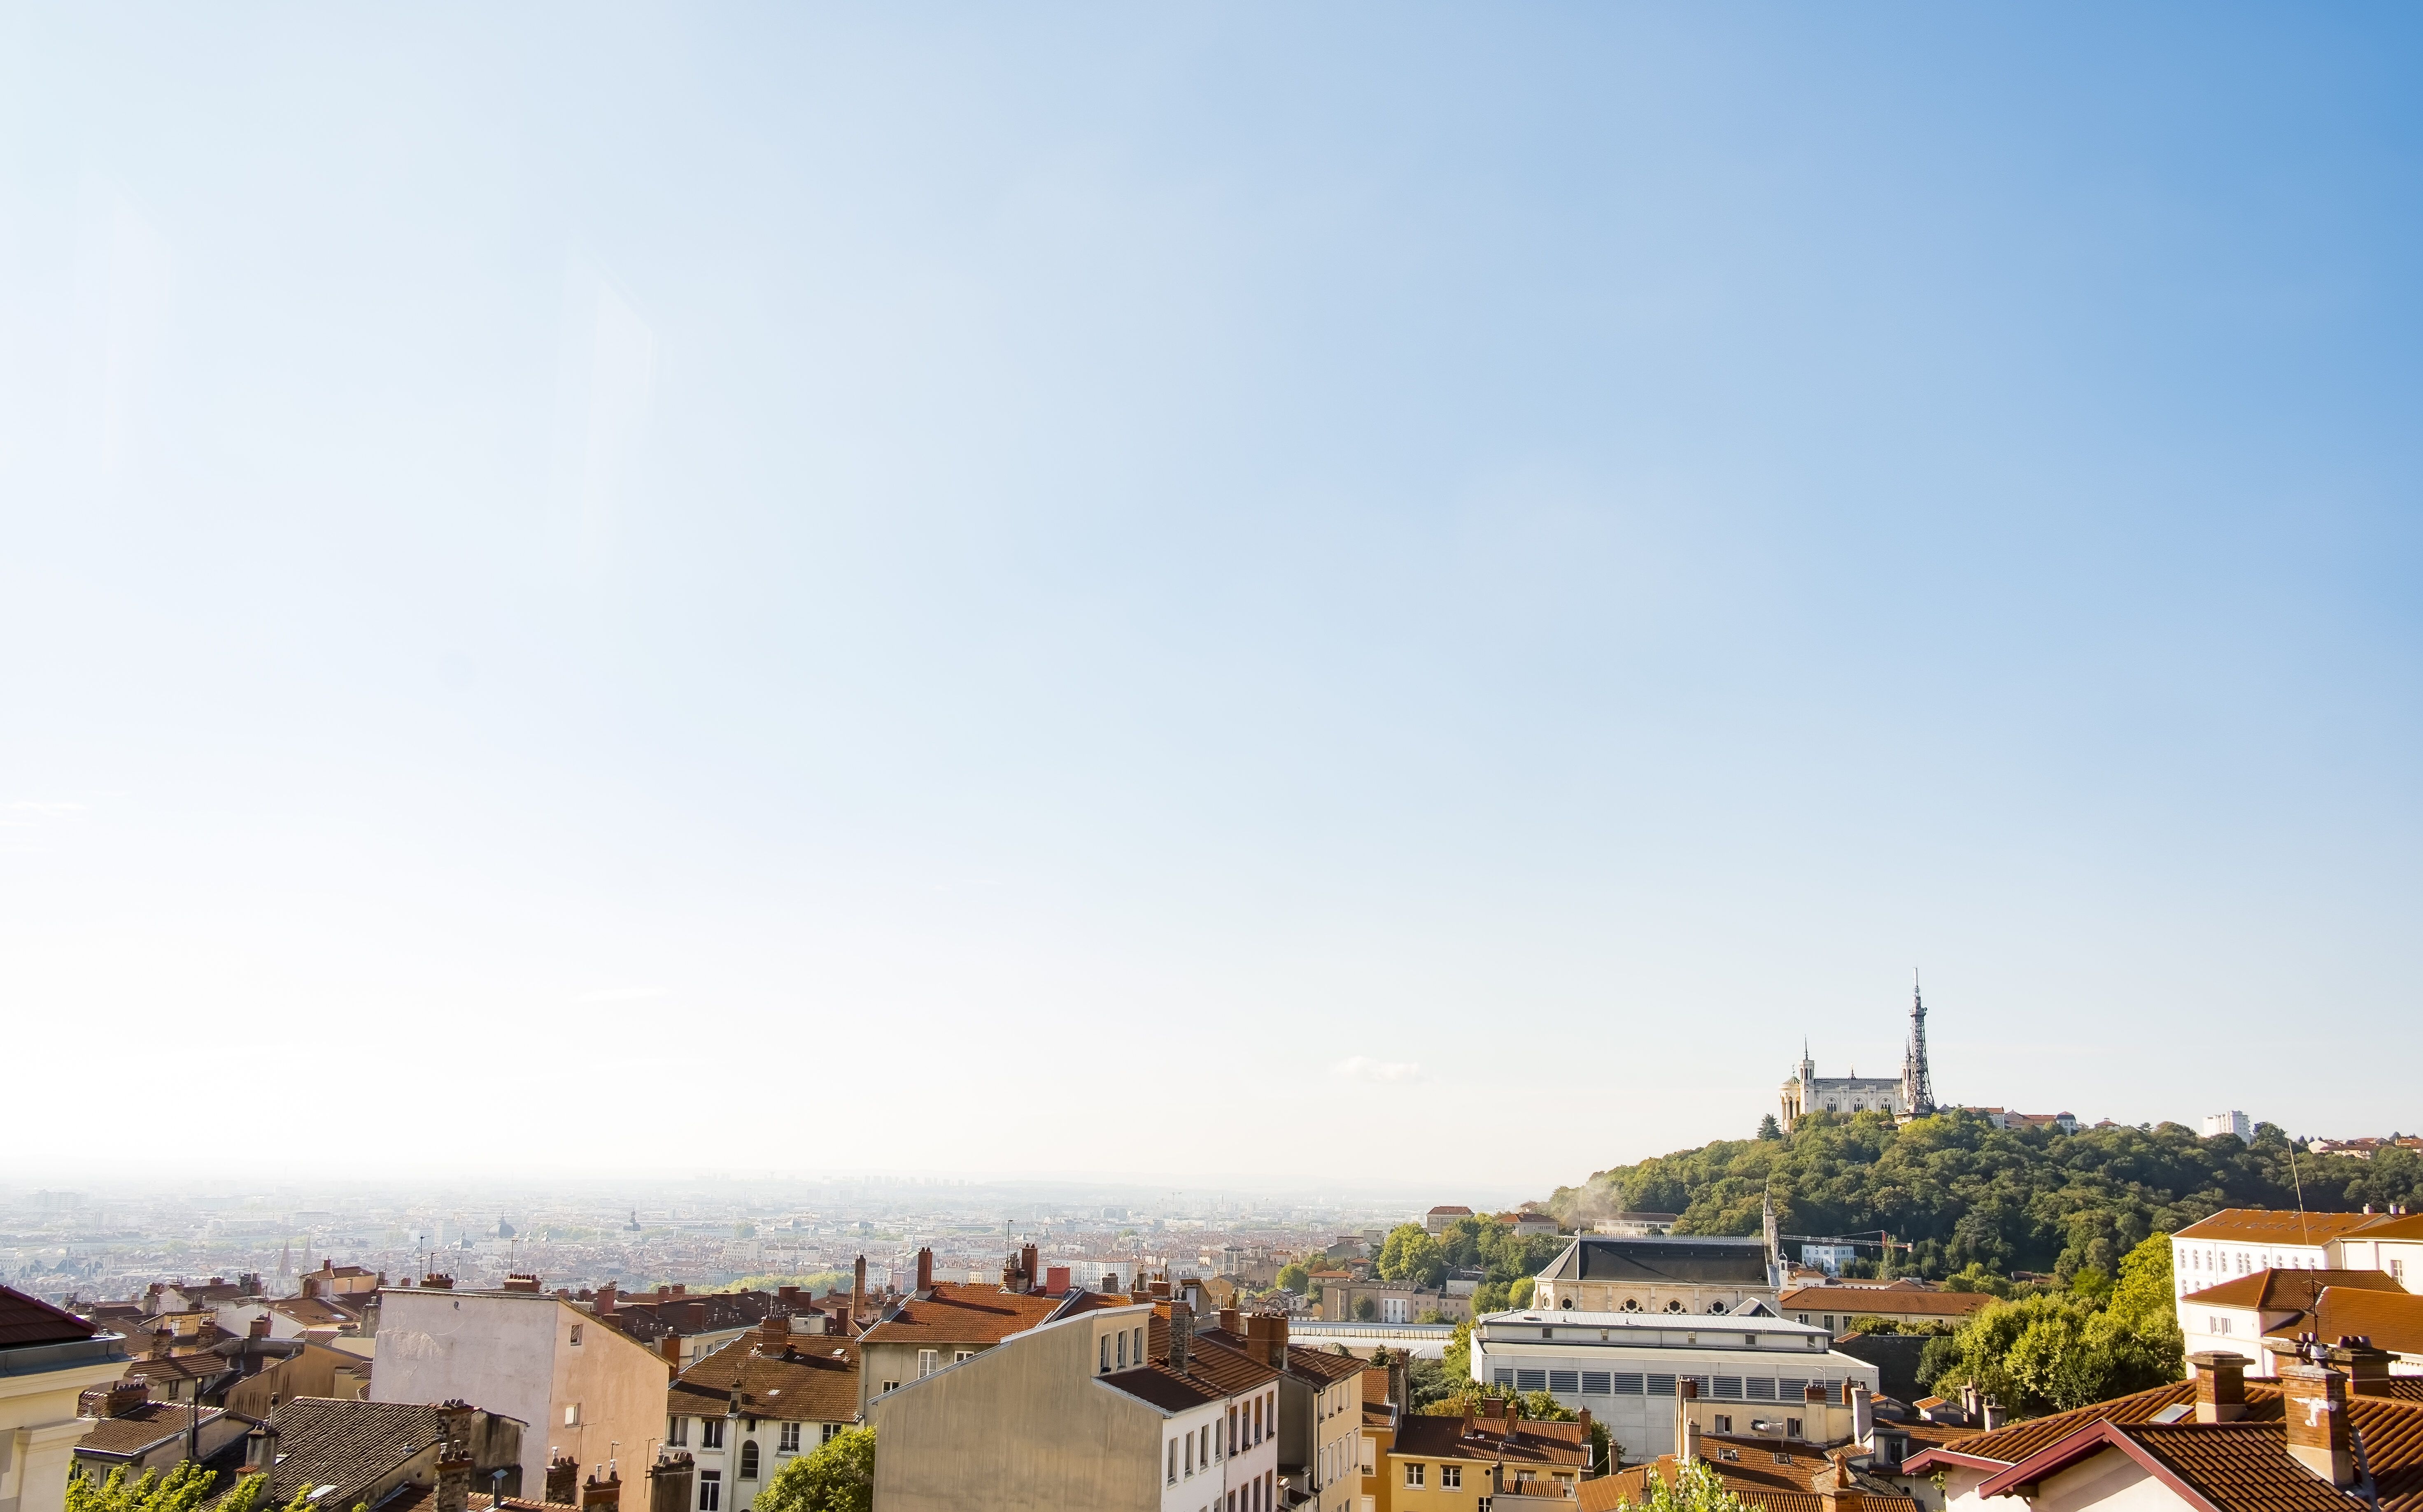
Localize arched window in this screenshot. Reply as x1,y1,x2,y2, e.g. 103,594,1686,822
1620,1298,1641,1312
1708,1300,1727,1315
1665,1300,1685,1313
739,1442,759,1481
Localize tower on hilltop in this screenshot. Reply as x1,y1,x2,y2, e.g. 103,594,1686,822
1901,973,1936,1116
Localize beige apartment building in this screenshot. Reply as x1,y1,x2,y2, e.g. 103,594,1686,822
0,1288,129,1512
371,1279,669,1510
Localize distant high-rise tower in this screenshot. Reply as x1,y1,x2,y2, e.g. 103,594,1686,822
1901,974,1936,1115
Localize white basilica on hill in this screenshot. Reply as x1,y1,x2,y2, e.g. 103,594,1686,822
1778,978,1940,1132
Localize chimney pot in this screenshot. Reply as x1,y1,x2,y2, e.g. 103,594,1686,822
916,1249,934,1294
1170,1302,1194,1375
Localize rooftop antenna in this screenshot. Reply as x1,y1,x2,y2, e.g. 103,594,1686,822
2289,1138,2311,1248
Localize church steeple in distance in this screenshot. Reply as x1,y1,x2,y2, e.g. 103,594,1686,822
1901,972,1936,1115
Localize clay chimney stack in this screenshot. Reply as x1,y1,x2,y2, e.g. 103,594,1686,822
2190,1352,2249,1422
2280,1361,2355,1488
435,1442,474,1512
2328,1338,2395,1400
1170,1302,1194,1374
916,1249,934,1294
852,1256,867,1320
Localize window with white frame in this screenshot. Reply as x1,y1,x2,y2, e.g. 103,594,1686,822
1404,1463,1425,1488
697,1472,721,1512
1442,1465,1462,1489
701,1419,724,1449
667,1418,688,1447
918,1349,939,1377
778,1423,799,1453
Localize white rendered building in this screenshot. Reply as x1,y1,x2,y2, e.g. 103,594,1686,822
1468,1307,1880,1465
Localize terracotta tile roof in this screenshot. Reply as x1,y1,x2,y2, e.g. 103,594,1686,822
1190,1324,1363,1385
2175,1211,2382,1245
261,1399,453,1505
2347,1214,2423,1242
857,1284,1068,1347
75,1402,233,1458
669,1335,861,1425
1905,1380,2199,1471
1779,1288,1993,1318
2260,1286,2423,1356
1104,1363,1227,1413
1393,1412,1589,1469
1167,1330,1282,1395
0,1286,101,1348
1592,1445,1923,1512
1976,1407,2423,1512
2181,1270,2405,1311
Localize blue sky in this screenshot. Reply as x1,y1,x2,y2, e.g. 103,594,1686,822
3,5,2418,1191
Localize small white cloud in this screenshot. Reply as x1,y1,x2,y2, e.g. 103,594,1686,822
1333,1056,1424,1085
575,986,666,1004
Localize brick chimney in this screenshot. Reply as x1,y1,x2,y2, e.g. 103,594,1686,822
503,1275,542,1294
581,1467,621,1512
594,1286,617,1317
85,1379,149,1418
915,1249,934,1295
2189,1352,2248,1422
757,1314,791,1354
646,1454,692,1512
777,1286,798,1307
249,1315,272,1341
852,1257,866,1321
245,1424,279,1471
549,1453,582,1504
1021,1245,1039,1287
1480,1396,1507,1420
1170,1302,1195,1374
1245,1313,1288,1369
150,1327,174,1360
1046,1266,1070,1296
1218,1305,1242,1335
2328,1338,2395,1400
436,1442,475,1512
2280,1360,2355,1488
1818,1451,1865,1512
659,1335,681,1368
682,1302,706,1333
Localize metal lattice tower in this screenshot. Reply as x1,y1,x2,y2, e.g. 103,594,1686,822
1903,974,1936,1114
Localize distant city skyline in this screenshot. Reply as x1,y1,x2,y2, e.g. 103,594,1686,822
5,5,2419,1185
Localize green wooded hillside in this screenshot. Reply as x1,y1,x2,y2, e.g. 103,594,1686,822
1550,1111,2423,1281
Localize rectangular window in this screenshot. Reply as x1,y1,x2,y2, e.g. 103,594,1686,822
1822,1315,1835,1332
569,1324,583,1346
1171,1440,1180,1484
698,1472,721,1512
1787,1418,1803,1439
1648,1375,1677,1396
1582,1371,1611,1395
668,1418,688,1447
564,1405,581,1427
1778,1379,1807,1403
1714,1377,1743,1400
1713,1415,1732,1433
955,1350,976,1363
1549,1370,1579,1394
1405,1463,1425,1488
1612,1372,1645,1395
2394,1260,2406,1280
1748,1379,1777,1400
1362,1437,1375,1473
918,1349,938,1377
1516,1369,1546,1392
1442,1465,1463,1489
778,1423,799,1453
701,1420,724,1449
1493,1367,1514,1387
1102,1336,1111,1372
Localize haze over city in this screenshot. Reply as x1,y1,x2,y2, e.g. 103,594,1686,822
6,5,2421,1198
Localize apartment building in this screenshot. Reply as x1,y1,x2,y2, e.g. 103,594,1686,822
662,1316,859,1512
1195,1312,1365,1512
2167,1210,2381,1295
0,1286,129,1512
855,1248,1085,1414
869,1297,1284,1512
371,1279,670,1510
1387,1400,1589,1512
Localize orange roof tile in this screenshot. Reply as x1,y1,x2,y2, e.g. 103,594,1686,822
857,1283,1067,1347
669,1335,860,1425
2175,1211,2381,1245
1778,1287,1993,1317
2180,1270,2404,1311
2260,1286,2423,1356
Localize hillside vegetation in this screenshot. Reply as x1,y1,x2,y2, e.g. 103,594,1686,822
1550,1110,2423,1283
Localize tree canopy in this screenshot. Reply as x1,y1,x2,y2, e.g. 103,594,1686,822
755,1427,874,1512
1917,1232,2184,1418
1552,1110,2421,1282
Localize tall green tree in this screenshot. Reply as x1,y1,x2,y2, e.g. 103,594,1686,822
1377,1226,1447,1288
1918,1234,2182,1417
70,1463,222,1512
754,1427,874,1512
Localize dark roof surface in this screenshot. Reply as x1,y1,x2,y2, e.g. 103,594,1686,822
857,1284,1069,1347
261,1399,450,1505
2182,1269,2404,1311
75,1402,230,1458
1393,1412,1589,1468
0,1286,102,1348
1540,1237,1771,1287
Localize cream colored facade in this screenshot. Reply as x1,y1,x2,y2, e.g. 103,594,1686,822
869,1302,1281,1512
372,1288,669,1510
1,1335,128,1512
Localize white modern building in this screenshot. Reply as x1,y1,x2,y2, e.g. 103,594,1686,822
2201,1111,2253,1141
1468,1306,1880,1465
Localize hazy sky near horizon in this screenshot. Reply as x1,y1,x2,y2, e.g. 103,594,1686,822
4,6,2420,1191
